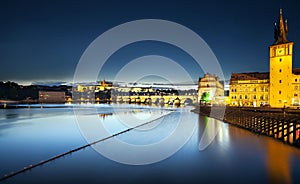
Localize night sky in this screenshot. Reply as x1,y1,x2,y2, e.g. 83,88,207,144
1,0,299,84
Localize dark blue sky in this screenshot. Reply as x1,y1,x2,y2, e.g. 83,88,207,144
0,0,299,84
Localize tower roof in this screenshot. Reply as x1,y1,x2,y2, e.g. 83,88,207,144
274,9,289,44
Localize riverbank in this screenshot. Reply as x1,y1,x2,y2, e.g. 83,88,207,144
192,105,300,148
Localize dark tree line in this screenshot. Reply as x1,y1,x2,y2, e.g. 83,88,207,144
0,81,72,101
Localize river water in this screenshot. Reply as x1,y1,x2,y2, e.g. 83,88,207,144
0,104,300,184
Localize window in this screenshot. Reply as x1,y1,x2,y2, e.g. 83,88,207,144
253,95,256,99
240,95,242,99
279,69,282,73
260,95,264,100
279,100,282,104
253,88,256,92
296,79,298,82
295,86,299,90
294,94,298,97
260,87,264,92
279,90,281,94
279,80,282,83
280,58,282,62
245,95,248,99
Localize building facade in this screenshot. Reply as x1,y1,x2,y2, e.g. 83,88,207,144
229,9,300,108
39,91,66,103
229,72,269,107
198,73,224,104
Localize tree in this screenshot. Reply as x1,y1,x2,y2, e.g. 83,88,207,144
201,92,210,103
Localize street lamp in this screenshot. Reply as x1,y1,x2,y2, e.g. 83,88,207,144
283,99,287,118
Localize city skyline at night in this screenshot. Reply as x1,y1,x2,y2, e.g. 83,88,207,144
2,2,300,183
1,0,300,84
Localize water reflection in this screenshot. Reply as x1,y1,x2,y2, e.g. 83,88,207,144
1,105,300,184
198,116,222,151
99,113,113,119
197,113,300,184
5,113,19,119
266,137,293,184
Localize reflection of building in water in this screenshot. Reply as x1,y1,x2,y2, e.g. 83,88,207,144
197,116,223,151
197,116,208,144
197,73,225,105
266,139,292,184
99,113,113,119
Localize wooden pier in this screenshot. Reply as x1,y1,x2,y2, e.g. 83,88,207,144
194,106,300,147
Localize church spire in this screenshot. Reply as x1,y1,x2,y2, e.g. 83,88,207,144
274,8,288,44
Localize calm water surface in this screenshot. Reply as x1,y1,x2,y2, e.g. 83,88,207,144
0,104,300,184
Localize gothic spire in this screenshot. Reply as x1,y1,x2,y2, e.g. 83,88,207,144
274,8,288,44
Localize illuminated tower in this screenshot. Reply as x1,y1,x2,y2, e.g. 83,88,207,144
269,9,294,108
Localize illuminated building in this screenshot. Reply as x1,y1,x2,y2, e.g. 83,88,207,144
77,80,113,93
74,80,113,103
98,80,113,91
39,91,65,103
229,9,300,107
229,72,269,107
198,73,224,104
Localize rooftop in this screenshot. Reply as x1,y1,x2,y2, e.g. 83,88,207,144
230,72,270,81
293,68,300,75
